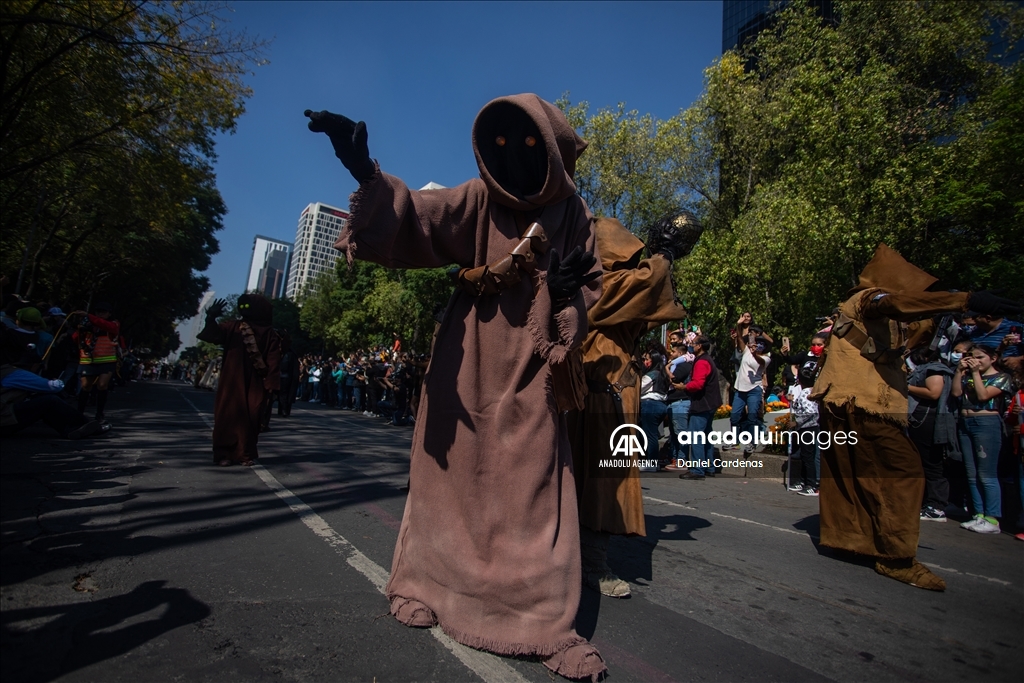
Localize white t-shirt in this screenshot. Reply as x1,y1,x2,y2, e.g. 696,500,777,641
787,384,819,428
735,346,769,392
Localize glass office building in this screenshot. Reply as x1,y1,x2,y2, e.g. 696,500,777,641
722,0,835,53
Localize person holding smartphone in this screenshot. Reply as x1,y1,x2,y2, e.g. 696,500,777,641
951,345,1014,534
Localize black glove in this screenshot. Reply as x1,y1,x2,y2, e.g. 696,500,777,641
967,290,1022,317
206,298,227,321
547,246,600,304
304,109,376,183
645,212,704,263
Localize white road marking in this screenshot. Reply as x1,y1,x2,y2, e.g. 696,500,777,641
177,390,213,428
921,562,1012,587
643,496,1017,587
707,511,805,535
178,390,528,683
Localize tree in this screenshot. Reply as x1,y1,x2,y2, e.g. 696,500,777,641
297,260,453,355
674,0,1024,355
0,0,266,353
556,96,696,234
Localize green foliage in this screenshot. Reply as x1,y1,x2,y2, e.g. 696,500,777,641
179,340,221,363
556,96,695,233
0,0,266,356
674,0,1024,357
297,260,453,355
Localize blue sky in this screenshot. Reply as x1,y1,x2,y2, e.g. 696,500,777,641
206,1,723,299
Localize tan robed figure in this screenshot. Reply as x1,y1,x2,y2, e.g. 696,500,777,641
568,216,691,598
812,244,1018,590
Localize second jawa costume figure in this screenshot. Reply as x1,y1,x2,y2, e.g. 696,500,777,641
567,215,697,598
306,95,605,680
811,244,1018,590
197,293,281,466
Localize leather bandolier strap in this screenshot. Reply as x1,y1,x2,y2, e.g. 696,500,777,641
450,222,550,295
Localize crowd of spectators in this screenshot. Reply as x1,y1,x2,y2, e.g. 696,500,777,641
283,348,428,427
637,308,1024,540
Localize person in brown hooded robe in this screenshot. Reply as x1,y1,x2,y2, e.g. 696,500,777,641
811,244,1018,590
305,94,605,680
197,294,282,467
567,215,696,598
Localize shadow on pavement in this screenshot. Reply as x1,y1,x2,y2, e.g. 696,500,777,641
1,580,210,683
1,382,410,589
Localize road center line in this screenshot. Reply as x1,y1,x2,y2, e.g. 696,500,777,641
643,495,1016,587
178,389,528,683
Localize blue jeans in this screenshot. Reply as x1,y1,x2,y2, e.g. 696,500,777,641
958,415,1002,518
687,410,714,475
353,386,364,412
730,386,763,446
668,399,691,461
640,399,668,468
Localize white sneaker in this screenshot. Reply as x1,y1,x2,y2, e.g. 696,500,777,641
960,514,984,530
787,484,804,492
970,518,1001,534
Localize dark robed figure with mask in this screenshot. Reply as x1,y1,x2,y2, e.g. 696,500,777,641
306,94,605,680
198,293,281,467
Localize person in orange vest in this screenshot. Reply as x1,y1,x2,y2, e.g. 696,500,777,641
72,301,120,424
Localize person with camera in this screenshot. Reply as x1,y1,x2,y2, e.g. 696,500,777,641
72,302,120,424
951,344,1014,534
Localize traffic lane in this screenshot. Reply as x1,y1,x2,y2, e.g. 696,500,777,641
644,474,1022,588
261,401,1021,681
47,383,485,683
624,489,1022,682
256,406,829,683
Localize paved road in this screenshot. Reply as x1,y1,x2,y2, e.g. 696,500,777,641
2,381,1021,682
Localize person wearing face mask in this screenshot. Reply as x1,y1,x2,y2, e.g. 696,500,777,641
679,335,723,480
905,345,957,522
780,334,827,392
306,95,605,678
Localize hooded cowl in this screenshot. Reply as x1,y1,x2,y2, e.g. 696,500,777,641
472,94,587,210
849,243,937,295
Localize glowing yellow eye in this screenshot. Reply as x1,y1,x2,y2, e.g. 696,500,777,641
495,136,506,146
525,136,537,147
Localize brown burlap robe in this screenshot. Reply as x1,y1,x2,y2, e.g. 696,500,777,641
818,404,926,557
197,319,281,464
335,94,605,679
812,244,967,559
568,218,686,536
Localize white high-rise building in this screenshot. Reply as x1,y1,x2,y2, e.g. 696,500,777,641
285,202,349,300
245,235,292,299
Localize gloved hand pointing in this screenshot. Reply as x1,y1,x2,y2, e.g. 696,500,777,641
967,290,1021,317
304,109,376,184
